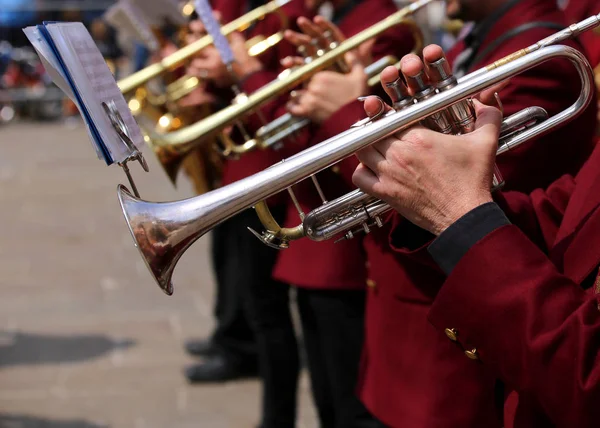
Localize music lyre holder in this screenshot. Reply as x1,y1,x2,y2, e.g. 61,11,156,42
102,100,149,198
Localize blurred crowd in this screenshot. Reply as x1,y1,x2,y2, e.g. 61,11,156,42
0,0,123,123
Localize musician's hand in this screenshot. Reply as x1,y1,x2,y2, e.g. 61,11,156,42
188,32,262,87
286,51,368,123
353,45,504,235
353,98,500,235
282,16,373,69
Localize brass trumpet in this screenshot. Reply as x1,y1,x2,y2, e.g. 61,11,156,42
117,15,599,295
251,21,424,153
124,1,291,188
138,1,428,185
117,0,291,96
144,0,435,153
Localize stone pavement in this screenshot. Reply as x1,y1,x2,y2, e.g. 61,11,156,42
0,122,318,428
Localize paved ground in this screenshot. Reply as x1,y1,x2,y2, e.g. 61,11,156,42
0,121,317,427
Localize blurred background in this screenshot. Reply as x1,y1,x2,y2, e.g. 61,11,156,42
0,1,454,427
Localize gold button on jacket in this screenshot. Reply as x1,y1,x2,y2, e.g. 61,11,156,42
444,328,458,342
465,348,479,360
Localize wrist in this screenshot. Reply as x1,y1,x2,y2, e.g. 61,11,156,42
433,195,494,236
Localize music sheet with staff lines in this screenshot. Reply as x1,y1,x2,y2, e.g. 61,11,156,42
24,22,144,165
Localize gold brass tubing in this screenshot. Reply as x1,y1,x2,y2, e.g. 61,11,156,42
153,0,434,149
248,32,285,57
166,76,201,103
117,0,292,95
486,49,529,71
225,12,425,242
253,200,305,243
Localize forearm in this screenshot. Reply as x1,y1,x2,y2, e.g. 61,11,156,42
428,223,600,427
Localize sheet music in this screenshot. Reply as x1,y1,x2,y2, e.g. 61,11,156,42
23,25,102,159
104,1,160,52
45,22,144,164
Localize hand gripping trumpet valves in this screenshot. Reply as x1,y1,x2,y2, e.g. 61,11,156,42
426,56,505,189
409,71,455,134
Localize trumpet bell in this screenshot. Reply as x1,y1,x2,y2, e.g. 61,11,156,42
118,184,177,295
118,182,223,295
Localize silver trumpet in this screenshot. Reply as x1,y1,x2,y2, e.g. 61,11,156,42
117,16,599,295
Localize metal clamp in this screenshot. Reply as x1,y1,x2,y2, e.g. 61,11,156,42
102,100,148,197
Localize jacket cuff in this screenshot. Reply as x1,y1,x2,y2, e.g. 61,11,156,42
427,224,519,358
428,202,511,275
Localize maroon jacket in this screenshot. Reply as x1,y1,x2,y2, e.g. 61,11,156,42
358,0,598,426
271,0,416,290
428,142,600,428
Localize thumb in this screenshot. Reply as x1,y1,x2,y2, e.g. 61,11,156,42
230,32,244,44
473,99,502,137
471,99,502,157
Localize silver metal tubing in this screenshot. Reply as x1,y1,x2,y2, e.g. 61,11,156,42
117,32,597,295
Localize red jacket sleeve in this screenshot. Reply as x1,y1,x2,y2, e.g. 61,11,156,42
494,174,576,251
428,225,600,428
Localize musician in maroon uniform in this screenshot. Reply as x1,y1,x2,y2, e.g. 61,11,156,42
353,0,598,426
181,2,309,427
266,1,416,426
354,80,600,427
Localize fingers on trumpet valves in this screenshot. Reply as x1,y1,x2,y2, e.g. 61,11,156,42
284,29,314,54
399,54,432,96
383,69,413,111
423,44,451,83
313,15,346,45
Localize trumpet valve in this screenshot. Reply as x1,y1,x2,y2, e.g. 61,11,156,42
385,78,413,111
